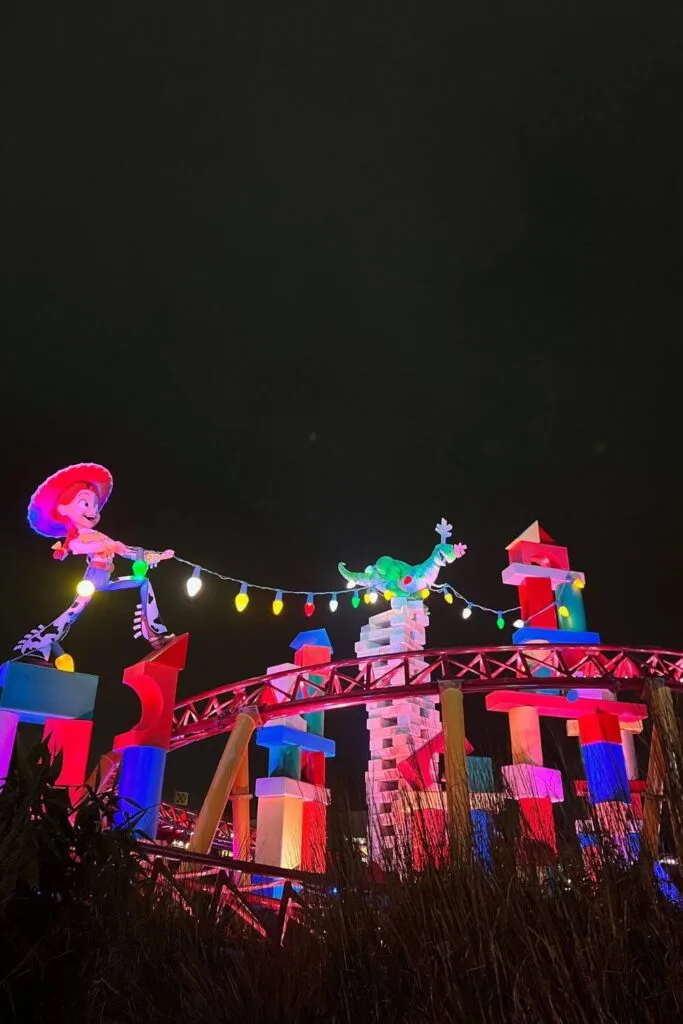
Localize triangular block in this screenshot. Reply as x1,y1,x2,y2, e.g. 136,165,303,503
506,521,555,550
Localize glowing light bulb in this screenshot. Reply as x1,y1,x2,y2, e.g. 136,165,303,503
368,590,378,604
363,592,371,605
444,591,454,605
383,590,394,601
304,594,315,617
76,579,96,599
55,653,75,672
462,605,472,619
235,583,249,613
346,580,355,589
558,605,570,618
132,559,148,580
272,590,284,615
186,566,202,597
513,618,525,629
352,590,360,609
329,594,339,613
496,614,505,630
572,578,585,591
420,588,430,600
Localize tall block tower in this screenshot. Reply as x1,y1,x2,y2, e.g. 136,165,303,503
357,599,441,860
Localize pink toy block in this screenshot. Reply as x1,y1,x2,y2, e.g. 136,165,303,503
0,710,19,784
502,563,585,588
502,763,563,803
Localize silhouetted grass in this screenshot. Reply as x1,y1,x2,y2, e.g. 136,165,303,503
1,731,682,1022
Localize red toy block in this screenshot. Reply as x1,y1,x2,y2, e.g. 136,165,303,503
114,634,189,752
293,644,332,669
411,807,449,870
301,801,327,873
519,577,557,629
507,540,569,571
518,796,557,855
578,710,622,746
43,717,93,789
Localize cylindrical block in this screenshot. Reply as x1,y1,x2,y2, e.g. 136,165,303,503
509,706,543,766
555,581,586,631
439,681,471,851
190,709,259,854
43,717,93,789
115,745,167,839
0,710,19,785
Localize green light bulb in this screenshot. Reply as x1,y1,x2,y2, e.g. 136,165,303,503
351,590,360,609
496,615,505,630
132,559,148,579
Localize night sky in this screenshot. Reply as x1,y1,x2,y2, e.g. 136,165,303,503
1,3,681,809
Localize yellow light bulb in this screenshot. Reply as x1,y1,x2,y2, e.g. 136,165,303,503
444,592,454,605
572,578,585,591
558,605,570,618
383,590,394,601
76,579,95,598
235,583,249,612
272,599,283,615
363,592,371,604
55,653,75,672
420,588,430,600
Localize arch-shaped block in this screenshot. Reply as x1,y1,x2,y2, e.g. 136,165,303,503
113,634,189,752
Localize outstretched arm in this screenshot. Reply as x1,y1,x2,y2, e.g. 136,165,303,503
116,543,174,565
68,531,173,564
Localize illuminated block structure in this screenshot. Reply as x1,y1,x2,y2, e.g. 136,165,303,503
357,599,441,862
113,635,189,839
0,659,98,801
254,630,335,889
499,521,615,859
574,708,642,865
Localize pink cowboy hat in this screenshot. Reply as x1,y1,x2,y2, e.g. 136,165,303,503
27,463,113,538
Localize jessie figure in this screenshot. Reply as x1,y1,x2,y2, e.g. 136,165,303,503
15,463,174,660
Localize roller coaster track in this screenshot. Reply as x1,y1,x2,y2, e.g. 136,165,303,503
170,644,683,751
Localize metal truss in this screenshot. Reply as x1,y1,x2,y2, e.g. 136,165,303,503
171,644,683,750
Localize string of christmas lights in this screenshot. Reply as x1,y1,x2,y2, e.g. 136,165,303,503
171,555,585,630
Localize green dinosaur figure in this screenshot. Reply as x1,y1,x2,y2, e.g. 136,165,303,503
338,519,466,599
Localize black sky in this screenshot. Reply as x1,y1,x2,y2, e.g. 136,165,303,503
1,2,681,807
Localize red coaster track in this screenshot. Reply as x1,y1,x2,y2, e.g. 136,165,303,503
170,644,683,751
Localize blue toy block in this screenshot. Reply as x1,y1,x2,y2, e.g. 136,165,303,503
114,745,166,839
512,627,601,646
470,808,494,868
467,756,495,793
581,741,630,805
0,660,98,725
256,725,335,758
290,629,333,653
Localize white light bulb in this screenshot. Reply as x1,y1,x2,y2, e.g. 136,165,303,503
76,579,95,598
329,594,339,612
368,590,378,604
186,566,202,597
513,618,525,629
346,580,355,589
461,605,472,619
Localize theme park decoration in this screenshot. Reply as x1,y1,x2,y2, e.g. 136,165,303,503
172,517,520,626
14,463,174,662
338,518,467,599
4,495,683,920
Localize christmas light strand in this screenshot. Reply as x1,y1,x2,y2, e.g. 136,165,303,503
172,555,585,630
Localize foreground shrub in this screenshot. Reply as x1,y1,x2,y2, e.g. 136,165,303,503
1,742,682,1022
